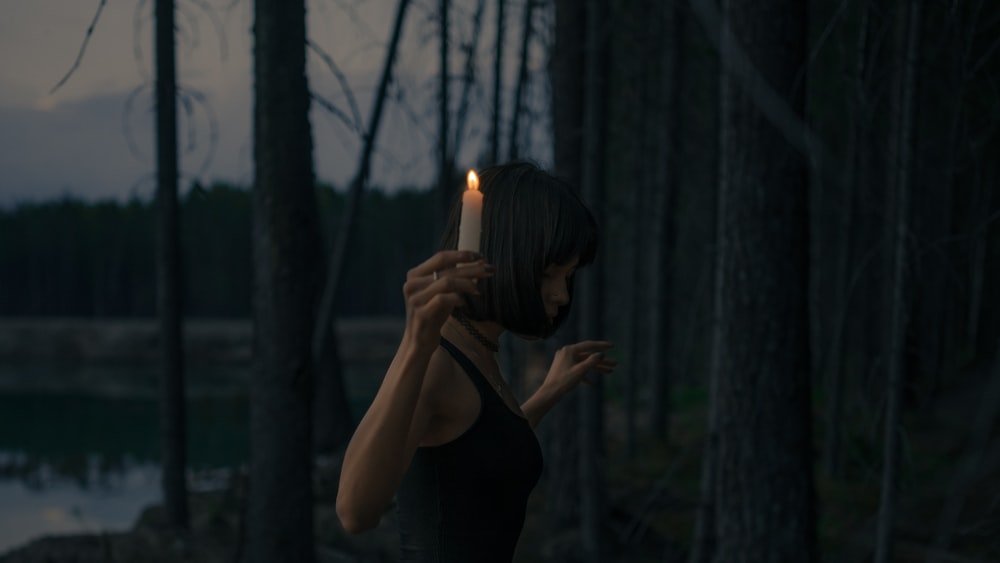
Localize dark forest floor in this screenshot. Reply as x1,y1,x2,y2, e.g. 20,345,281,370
2,359,999,563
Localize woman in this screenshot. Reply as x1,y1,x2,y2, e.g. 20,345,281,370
336,161,615,562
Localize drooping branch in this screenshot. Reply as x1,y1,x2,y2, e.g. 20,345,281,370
508,0,536,160
308,40,365,135
688,0,841,186
50,0,109,94
490,0,506,163
310,91,360,133
450,0,486,160
312,0,413,365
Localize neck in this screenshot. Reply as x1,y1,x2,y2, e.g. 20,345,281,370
448,312,504,353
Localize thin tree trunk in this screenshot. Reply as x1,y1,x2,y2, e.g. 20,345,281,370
312,0,412,455
930,347,1000,561
246,0,321,559
824,0,873,480
688,336,720,563
966,182,988,353
490,0,506,164
874,2,922,562
438,0,452,230
624,0,651,461
546,0,586,539
710,0,818,560
688,1,722,558
647,0,682,446
578,1,609,559
451,0,485,161
508,0,535,160
155,0,188,530
627,154,644,459
926,11,965,408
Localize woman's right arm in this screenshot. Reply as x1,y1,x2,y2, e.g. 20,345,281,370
335,250,491,533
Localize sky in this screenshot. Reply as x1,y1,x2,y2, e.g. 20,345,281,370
0,0,551,206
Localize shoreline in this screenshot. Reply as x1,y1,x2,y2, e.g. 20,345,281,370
0,317,404,366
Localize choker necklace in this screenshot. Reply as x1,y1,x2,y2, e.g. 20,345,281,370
453,312,499,353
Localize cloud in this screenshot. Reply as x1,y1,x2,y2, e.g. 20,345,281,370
0,93,157,205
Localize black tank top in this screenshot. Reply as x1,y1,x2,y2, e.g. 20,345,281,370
396,337,544,562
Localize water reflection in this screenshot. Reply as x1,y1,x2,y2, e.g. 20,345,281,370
0,456,161,553
0,360,382,554
0,374,250,554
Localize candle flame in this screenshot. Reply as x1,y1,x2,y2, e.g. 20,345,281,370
467,170,480,191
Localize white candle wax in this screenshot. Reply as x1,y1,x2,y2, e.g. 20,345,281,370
456,170,482,253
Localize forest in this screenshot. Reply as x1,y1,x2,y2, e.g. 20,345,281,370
0,184,438,318
2,0,1000,562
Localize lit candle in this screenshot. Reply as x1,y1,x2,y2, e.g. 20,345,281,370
456,170,482,253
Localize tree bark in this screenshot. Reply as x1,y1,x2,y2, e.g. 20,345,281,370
437,0,452,231
508,0,536,160
246,0,321,560
451,0,485,161
710,0,818,560
874,2,922,562
578,0,610,559
155,0,188,531
545,0,586,539
824,0,873,481
489,0,506,164
647,0,683,446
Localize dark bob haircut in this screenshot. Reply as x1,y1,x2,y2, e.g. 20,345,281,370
439,161,598,338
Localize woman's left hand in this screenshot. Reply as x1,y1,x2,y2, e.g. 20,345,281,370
542,340,616,397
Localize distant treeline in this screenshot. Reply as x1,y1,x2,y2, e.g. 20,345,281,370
0,183,439,318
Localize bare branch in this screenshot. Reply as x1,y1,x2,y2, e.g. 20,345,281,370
311,91,359,132
122,84,153,162
450,0,485,158
50,0,109,95
307,40,365,136
688,0,842,185
181,87,219,179
184,0,229,61
134,0,153,83
176,1,201,53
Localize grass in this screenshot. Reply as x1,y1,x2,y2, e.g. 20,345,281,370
513,376,1000,562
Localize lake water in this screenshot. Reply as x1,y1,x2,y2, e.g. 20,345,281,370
0,362,379,554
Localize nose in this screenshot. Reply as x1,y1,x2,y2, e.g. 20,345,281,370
549,282,570,307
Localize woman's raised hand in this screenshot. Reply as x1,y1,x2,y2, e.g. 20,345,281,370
402,250,495,348
543,341,616,397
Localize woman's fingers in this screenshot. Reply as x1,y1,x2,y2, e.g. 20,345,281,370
410,273,485,309
571,349,617,381
407,250,483,280
403,254,494,303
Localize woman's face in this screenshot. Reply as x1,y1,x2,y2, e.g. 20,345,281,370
541,257,579,321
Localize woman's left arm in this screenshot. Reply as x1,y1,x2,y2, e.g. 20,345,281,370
521,340,616,429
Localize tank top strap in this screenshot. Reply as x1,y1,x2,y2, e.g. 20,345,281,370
439,337,495,399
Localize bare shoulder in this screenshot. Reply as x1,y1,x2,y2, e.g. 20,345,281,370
417,342,481,447
419,344,461,409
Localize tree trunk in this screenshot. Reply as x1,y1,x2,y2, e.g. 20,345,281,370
490,0,506,164
438,0,452,231
824,0,873,481
688,2,722,560
246,0,321,560
874,2,922,562
647,0,683,446
578,0,610,559
155,0,188,531
451,0,485,161
312,0,412,455
545,0,586,539
688,334,720,563
508,0,536,160
711,0,818,560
